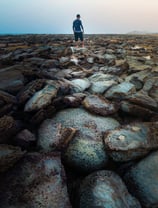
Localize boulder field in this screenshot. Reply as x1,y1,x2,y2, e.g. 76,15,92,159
0,34,158,208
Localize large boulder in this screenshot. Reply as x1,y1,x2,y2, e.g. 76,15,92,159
78,170,141,208
0,152,72,208
124,151,158,208
38,108,120,173
62,127,108,174
38,108,120,138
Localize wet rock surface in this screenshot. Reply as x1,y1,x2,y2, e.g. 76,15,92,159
0,34,158,207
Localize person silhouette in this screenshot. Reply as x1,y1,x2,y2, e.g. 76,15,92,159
73,14,84,48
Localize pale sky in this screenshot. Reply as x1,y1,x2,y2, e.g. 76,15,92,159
0,0,158,34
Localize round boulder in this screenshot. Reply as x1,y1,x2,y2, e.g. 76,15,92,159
78,170,141,208
62,127,108,174
124,151,158,208
0,152,71,208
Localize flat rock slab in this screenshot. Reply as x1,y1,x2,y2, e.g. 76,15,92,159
89,80,117,94
124,151,158,208
0,152,72,208
105,82,136,100
78,170,141,208
104,122,158,161
82,95,119,116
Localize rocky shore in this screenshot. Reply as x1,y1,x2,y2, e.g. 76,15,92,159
0,34,158,208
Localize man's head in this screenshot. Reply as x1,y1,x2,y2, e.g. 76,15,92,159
76,14,80,19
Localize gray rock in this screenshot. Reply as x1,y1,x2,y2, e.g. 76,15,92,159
120,101,155,118
78,170,141,208
39,108,120,173
24,84,58,112
0,116,21,144
104,53,116,60
127,90,158,111
0,152,72,208
125,69,151,83
87,57,94,64
124,151,158,208
63,127,108,173
27,57,45,67
0,90,16,104
88,73,119,94
104,122,158,161
105,82,136,100
59,56,69,64
0,90,17,116
63,93,86,107
39,108,119,143
127,56,152,71
0,52,14,65
70,78,91,93
38,121,77,152
82,95,119,116
17,79,45,105
143,77,158,103
100,66,126,75
89,80,117,94
0,144,25,173
14,129,36,150
88,73,119,82
0,65,24,94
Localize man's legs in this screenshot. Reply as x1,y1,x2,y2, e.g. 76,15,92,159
74,32,84,48
80,32,84,47
74,32,79,47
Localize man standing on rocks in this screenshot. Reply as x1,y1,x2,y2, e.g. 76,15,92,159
73,14,84,48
